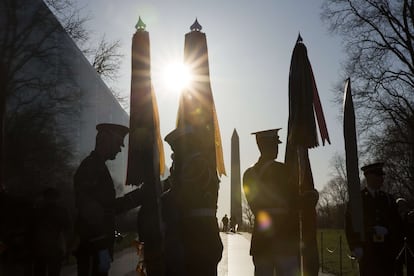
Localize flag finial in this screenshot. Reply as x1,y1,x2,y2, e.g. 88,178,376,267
296,32,303,43
190,18,202,32
135,16,146,31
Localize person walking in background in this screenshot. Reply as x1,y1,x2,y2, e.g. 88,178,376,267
229,216,237,233
73,123,144,276
221,214,229,232
30,187,71,276
345,162,403,276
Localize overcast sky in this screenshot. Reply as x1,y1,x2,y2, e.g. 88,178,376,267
74,0,346,218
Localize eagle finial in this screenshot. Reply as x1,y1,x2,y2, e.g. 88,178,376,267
190,18,202,32
135,16,146,31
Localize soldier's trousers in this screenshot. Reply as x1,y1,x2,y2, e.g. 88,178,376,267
32,256,62,276
76,250,109,276
253,254,299,276
185,259,219,276
181,216,223,276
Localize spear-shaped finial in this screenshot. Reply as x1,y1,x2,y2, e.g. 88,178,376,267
190,18,202,32
135,16,146,31
296,32,303,43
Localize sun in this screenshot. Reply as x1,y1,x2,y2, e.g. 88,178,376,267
162,62,192,92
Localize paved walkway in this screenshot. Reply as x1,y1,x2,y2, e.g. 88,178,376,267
218,231,254,276
62,232,333,275
62,232,250,276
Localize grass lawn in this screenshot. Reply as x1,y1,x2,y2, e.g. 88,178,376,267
317,229,360,276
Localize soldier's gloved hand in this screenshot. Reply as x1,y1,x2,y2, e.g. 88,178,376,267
98,249,111,273
115,186,144,212
373,225,388,236
352,247,363,260
125,187,144,206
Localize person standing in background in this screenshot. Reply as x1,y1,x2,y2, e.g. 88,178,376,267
221,214,229,232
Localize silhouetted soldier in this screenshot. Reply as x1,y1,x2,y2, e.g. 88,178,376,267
30,187,71,276
164,126,223,276
243,129,318,276
73,123,144,276
161,164,185,276
345,162,403,276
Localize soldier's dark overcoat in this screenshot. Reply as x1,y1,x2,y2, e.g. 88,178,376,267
243,158,299,257
170,151,223,275
74,151,139,255
345,187,402,276
74,151,118,255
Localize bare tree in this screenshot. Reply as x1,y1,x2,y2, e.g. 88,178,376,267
45,0,126,104
321,0,414,198
317,190,336,228
1,0,124,116
88,35,128,108
318,154,348,205
91,36,123,80
45,0,130,149
326,155,349,205
317,154,348,228
0,0,79,195
44,0,90,46
0,0,129,198
370,121,414,196
242,197,254,232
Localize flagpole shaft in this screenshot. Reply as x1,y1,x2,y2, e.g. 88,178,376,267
297,146,305,276
343,79,364,242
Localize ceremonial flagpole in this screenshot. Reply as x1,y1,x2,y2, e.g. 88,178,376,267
343,78,364,242
285,34,330,276
126,17,165,276
176,19,225,177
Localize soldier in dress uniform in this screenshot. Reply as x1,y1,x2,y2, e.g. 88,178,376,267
73,123,144,276
395,197,414,276
243,129,318,276
345,162,403,276
164,126,223,276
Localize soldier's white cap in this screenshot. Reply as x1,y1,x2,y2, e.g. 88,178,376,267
251,128,282,144
96,123,129,146
361,162,384,176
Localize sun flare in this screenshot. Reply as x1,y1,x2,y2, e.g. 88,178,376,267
163,62,192,92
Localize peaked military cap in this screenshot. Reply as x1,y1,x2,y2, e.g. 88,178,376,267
96,123,129,146
164,125,195,146
361,162,384,176
251,128,282,144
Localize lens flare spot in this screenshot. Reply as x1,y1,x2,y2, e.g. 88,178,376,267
257,211,272,231
243,186,250,196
